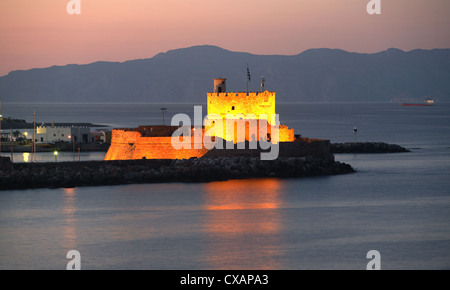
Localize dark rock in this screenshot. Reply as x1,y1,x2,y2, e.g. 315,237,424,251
0,157,12,171
0,156,355,190
331,142,410,153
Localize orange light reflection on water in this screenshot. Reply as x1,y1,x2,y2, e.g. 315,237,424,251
63,188,77,251
202,178,284,269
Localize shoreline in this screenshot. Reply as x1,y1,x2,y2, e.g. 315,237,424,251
0,142,411,191
0,143,110,153
331,142,410,153
0,156,355,191
1,142,410,154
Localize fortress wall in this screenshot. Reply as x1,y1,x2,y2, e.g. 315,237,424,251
279,125,295,142
104,143,135,160
205,120,295,143
105,130,211,160
207,91,276,119
105,129,327,161
138,126,181,137
104,130,140,160
132,136,209,160
109,130,141,144
206,91,294,143
204,139,332,160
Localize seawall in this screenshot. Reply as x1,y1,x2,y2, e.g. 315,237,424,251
331,142,410,153
0,156,354,191
105,127,332,161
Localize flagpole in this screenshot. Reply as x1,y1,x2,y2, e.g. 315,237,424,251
246,64,248,93
33,108,36,162
246,64,250,93
0,100,2,156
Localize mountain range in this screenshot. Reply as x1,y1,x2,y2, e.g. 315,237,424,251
1,45,449,103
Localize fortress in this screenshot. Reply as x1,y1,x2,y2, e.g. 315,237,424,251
104,78,331,161
205,78,294,143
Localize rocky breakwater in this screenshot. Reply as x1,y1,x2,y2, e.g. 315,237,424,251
0,156,355,190
331,142,410,154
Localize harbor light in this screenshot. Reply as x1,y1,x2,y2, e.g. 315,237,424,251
54,151,58,162
23,152,30,163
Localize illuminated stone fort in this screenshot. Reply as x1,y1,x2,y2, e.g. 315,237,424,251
206,78,294,143
104,78,329,161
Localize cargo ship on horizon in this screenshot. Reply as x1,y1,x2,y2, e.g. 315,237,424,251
402,97,434,106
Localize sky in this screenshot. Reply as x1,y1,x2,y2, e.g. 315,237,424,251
0,0,449,76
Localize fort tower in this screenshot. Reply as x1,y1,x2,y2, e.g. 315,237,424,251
206,78,293,143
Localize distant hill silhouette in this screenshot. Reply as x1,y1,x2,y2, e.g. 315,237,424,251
1,45,449,102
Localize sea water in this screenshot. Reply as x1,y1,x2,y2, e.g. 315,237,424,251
0,102,449,269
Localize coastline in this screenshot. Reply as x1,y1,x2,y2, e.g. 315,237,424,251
0,156,355,191
331,142,410,153
0,142,412,191
1,142,410,154
0,143,109,153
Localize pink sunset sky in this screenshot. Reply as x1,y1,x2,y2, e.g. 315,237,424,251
0,0,449,76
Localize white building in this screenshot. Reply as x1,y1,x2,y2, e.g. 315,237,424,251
36,126,71,143
1,126,98,144
36,126,92,144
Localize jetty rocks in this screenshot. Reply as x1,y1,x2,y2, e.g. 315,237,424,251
0,156,354,190
331,142,410,154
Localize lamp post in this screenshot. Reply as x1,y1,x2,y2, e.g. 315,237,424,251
160,107,167,125
54,151,58,162
33,108,36,163
10,127,14,162
68,135,75,161
353,127,358,143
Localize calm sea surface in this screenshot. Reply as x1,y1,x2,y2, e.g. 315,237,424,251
1,102,449,269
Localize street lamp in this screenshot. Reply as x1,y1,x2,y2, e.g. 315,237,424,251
160,107,167,125
68,135,75,161
353,127,358,143
54,151,58,162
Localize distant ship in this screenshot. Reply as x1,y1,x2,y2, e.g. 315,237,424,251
402,97,434,106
